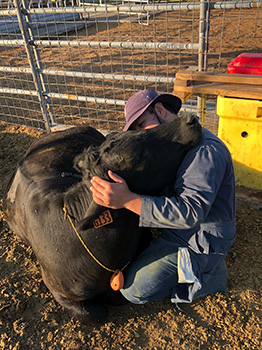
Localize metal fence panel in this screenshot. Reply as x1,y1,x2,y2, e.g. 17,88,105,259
0,0,261,133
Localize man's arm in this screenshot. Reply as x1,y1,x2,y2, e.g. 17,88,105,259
139,140,231,229
90,170,142,215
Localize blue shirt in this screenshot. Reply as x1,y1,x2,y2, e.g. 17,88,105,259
139,128,236,302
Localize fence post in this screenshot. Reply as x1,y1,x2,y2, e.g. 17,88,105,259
14,0,56,132
197,0,210,125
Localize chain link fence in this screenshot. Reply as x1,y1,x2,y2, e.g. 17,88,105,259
0,0,261,133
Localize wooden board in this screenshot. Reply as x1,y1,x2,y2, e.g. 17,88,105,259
173,70,262,102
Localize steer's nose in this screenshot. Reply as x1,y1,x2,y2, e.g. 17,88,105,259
187,115,199,125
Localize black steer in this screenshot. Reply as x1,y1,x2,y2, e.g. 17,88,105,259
3,126,142,323
3,115,202,323
75,115,202,230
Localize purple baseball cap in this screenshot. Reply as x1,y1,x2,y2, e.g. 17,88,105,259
123,90,182,131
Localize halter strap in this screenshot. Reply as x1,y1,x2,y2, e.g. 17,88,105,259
63,206,130,273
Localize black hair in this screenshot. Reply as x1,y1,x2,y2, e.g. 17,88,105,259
160,102,178,114
151,101,178,114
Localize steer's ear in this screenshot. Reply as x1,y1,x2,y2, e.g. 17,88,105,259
74,146,99,174
76,201,104,231
76,217,93,231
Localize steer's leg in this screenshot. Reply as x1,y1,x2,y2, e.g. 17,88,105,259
41,268,108,323
101,289,129,306
51,290,108,323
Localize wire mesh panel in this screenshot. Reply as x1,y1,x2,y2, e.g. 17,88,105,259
0,0,261,133
207,3,262,72
0,32,47,129
201,1,262,134
0,0,201,131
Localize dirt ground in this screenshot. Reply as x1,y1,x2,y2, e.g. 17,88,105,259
0,121,262,350
0,5,262,349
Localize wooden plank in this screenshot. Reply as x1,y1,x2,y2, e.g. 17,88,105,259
175,71,262,86
172,90,193,103
174,78,192,87
173,81,262,100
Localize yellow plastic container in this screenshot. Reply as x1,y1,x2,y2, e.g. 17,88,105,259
217,95,262,190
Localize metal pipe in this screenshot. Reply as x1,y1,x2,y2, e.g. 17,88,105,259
1,1,260,17
1,87,215,117
0,66,175,83
0,87,126,106
197,0,209,123
14,0,54,131
0,39,199,51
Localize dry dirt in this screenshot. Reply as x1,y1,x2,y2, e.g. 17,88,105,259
0,6,262,349
0,122,262,350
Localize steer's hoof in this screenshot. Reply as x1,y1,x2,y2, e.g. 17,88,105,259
102,290,129,306
73,299,108,324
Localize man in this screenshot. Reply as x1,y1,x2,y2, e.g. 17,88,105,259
90,90,236,305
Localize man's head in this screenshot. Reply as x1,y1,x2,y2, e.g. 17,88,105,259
123,90,182,131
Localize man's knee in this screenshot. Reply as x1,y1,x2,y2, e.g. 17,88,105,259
120,286,148,304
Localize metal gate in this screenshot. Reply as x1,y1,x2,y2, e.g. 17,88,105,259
0,0,261,133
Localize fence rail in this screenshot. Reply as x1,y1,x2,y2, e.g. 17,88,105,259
0,0,261,133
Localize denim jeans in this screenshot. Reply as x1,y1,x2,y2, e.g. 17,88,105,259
120,236,228,304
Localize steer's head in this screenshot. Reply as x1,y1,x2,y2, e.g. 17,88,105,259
176,114,202,147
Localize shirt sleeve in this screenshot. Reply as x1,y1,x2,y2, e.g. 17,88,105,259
139,139,228,229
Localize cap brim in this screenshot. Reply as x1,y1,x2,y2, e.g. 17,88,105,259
123,95,159,131
153,94,182,114
123,94,182,131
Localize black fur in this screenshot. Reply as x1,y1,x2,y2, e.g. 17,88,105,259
3,116,202,323
75,115,202,230
3,126,142,323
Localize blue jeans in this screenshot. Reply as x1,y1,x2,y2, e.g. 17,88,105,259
120,237,228,304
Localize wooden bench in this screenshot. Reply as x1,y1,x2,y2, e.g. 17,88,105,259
173,69,262,103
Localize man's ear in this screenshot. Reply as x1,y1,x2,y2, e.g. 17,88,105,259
154,102,166,120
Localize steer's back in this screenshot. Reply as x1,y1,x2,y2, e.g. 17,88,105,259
3,125,105,239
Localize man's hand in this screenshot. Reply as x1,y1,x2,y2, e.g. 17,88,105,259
90,170,142,215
